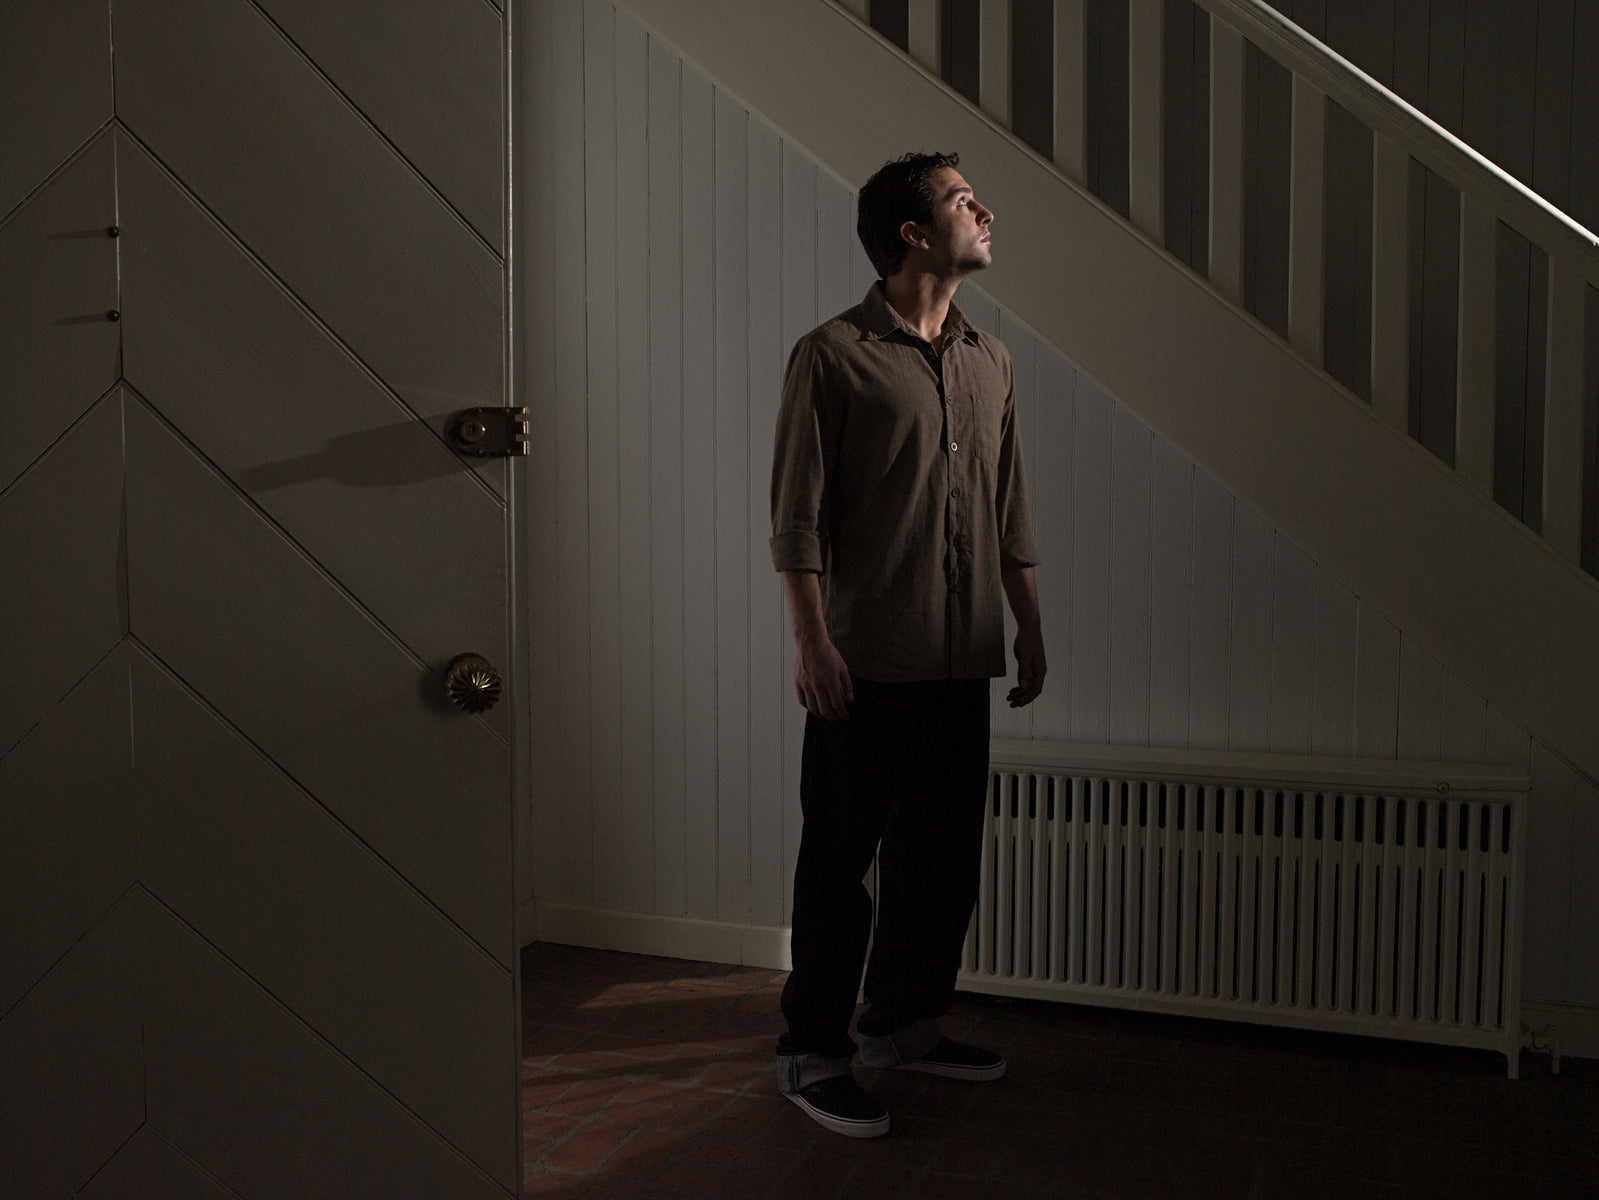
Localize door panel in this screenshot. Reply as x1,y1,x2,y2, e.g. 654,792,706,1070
118,137,509,722
256,0,506,249
114,0,505,460
124,400,511,955
1,0,518,1192
0,393,126,758
132,653,513,1173
77,1129,239,1200
0,1,112,219
0,132,118,491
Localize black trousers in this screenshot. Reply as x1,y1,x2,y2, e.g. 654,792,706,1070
778,676,992,1058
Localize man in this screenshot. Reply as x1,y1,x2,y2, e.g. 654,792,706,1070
769,151,1046,1138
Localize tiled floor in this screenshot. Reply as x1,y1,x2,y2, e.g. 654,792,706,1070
520,943,1597,1199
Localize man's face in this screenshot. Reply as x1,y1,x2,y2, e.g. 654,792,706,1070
922,166,993,275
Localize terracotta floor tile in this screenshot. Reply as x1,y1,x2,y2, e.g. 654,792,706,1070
521,944,1597,1200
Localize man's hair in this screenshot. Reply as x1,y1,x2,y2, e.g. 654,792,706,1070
856,151,961,279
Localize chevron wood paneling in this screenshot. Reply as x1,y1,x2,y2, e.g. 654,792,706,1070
113,0,506,463
0,648,135,1016
3,0,516,1193
0,393,126,759
0,132,119,492
0,896,144,1198
123,400,512,957
116,134,510,711
77,1129,240,1200
132,651,514,1176
256,0,506,250
0,1,112,220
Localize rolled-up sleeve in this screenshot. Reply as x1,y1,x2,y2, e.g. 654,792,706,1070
994,361,1040,571
770,338,835,574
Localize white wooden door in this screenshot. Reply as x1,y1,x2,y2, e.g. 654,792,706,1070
0,1,521,1195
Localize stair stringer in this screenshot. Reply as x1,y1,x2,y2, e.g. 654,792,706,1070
611,0,1599,784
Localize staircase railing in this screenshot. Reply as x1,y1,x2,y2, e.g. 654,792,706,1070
836,0,1598,579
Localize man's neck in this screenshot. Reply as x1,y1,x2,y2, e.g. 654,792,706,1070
882,271,962,347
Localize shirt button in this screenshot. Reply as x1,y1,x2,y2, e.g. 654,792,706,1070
950,441,959,453
951,487,960,498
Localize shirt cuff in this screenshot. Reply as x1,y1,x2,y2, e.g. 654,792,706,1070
770,531,824,573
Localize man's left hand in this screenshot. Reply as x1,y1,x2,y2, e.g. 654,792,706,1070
1007,624,1046,707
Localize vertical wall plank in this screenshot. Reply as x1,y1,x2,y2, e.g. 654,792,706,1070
747,117,785,928
1396,635,1445,761
1054,0,1087,180
1208,16,1245,302
1109,406,1152,744
1148,435,1192,746
1227,507,1274,752
1440,667,1488,762
1455,192,1497,493
1269,538,1315,754
551,0,593,903
1542,255,1586,555
997,311,1039,739
1353,601,1401,758
980,0,1012,124
1370,132,1411,430
614,13,654,912
1287,76,1325,363
1032,347,1076,740
1188,470,1233,748
646,35,688,914
583,0,623,909
680,66,718,919
778,145,818,923
817,172,855,318
1127,0,1163,239
1069,378,1113,743
1309,572,1358,756
714,91,752,924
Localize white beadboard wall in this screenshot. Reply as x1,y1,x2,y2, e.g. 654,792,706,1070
518,0,1599,1020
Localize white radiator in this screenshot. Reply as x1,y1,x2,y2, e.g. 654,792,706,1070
959,741,1530,1076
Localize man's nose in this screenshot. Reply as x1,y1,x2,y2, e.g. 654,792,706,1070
976,203,993,225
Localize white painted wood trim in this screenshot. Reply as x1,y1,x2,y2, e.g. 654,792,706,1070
907,0,940,73
605,0,1599,804
1543,258,1587,556
1370,131,1410,432
1456,193,1497,493
1192,0,1599,278
1052,0,1086,182
522,900,793,970
1127,0,1164,240
980,0,1011,125
1208,16,1245,303
1287,74,1325,363
838,0,867,18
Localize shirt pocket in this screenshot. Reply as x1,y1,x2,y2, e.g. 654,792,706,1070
968,389,1005,466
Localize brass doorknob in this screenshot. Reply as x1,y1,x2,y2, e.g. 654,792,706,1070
444,653,502,713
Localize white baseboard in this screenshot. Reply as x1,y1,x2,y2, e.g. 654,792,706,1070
1522,1000,1599,1066
520,899,792,972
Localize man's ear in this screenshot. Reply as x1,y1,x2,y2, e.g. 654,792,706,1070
899,219,929,250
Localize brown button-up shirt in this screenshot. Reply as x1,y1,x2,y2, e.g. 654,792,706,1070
770,283,1039,682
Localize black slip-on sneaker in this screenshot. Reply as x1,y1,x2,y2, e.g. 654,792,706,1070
893,1037,1006,1081
784,1074,890,1138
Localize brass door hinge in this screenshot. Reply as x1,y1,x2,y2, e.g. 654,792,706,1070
450,407,528,457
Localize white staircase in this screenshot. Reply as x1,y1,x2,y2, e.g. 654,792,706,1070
609,0,1599,784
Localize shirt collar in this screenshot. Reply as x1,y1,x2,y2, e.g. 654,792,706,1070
860,281,980,346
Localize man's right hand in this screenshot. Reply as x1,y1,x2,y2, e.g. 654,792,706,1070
794,634,853,720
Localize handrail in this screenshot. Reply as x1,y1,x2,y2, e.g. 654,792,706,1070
1196,0,1599,278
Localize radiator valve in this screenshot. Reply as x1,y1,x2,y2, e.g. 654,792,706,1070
1523,1023,1562,1074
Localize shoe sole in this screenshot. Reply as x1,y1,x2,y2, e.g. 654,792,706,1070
894,1059,1006,1081
783,1090,890,1138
